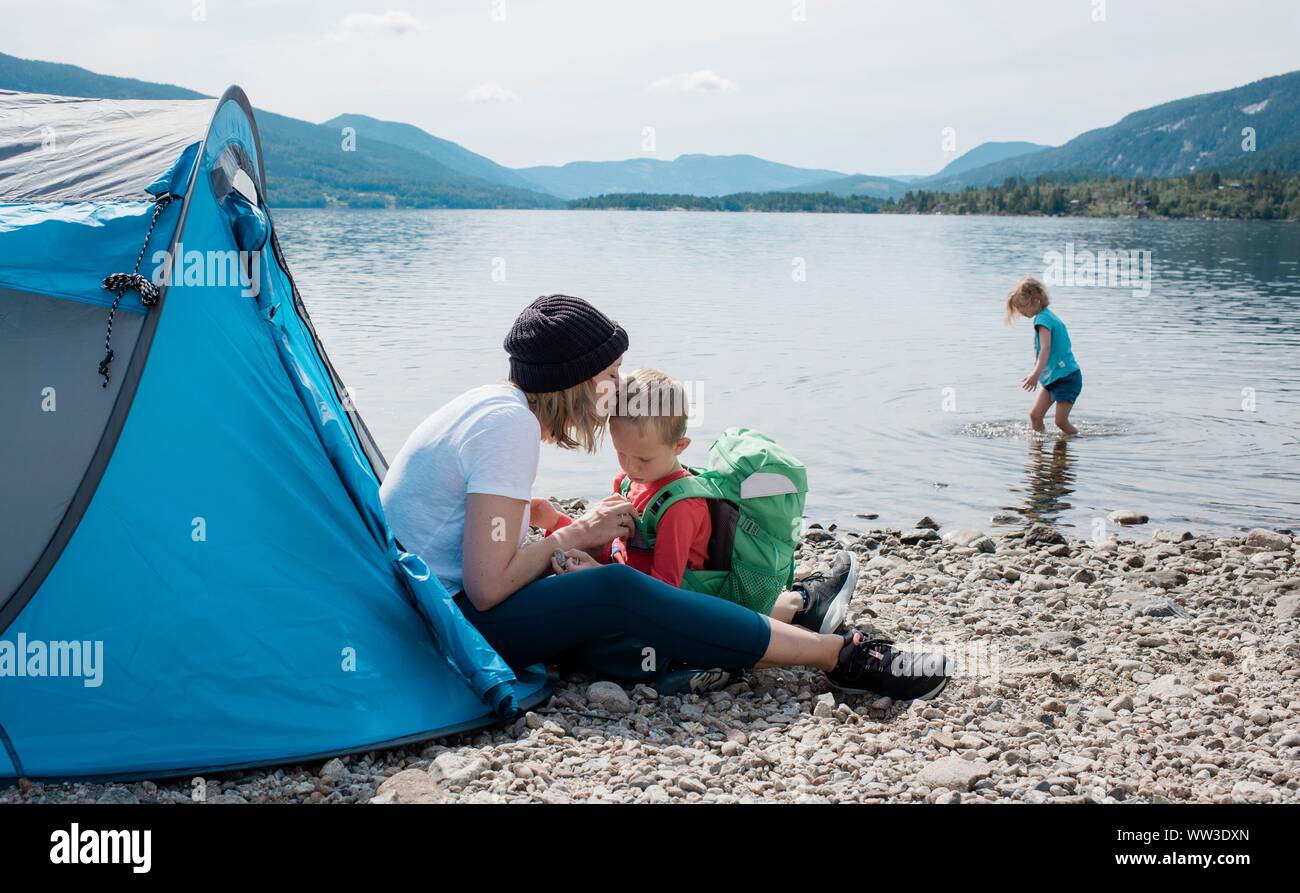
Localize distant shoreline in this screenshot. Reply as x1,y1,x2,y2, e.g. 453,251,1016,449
272,170,1300,221
274,204,1300,223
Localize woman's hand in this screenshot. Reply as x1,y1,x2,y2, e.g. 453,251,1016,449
570,494,638,549
551,548,599,574
529,497,562,530
1021,371,1040,391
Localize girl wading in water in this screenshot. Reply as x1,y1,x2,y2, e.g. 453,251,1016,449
379,295,951,700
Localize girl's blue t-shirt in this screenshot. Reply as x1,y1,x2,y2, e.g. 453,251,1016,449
1032,308,1081,385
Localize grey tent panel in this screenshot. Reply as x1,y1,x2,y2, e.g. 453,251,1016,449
0,287,142,598
0,90,217,201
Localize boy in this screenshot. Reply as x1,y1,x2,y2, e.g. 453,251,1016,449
531,369,855,633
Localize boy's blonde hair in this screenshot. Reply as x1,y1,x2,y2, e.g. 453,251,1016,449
612,368,689,445
524,380,608,453
1005,276,1050,324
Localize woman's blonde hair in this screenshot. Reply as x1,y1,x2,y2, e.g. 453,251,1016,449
521,379,609,453
1005,276,1050,324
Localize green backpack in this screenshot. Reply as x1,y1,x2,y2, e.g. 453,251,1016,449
619,427,808,614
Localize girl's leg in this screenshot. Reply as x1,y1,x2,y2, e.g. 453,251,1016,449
1054,401,1078,435
456,563,841,679
1028,388,1053,433
768,590,804,624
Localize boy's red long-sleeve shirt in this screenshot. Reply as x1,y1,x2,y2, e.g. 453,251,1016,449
545,468,711,587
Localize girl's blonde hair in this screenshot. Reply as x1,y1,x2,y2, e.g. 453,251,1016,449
1005,277,1050,324
522,379,608,453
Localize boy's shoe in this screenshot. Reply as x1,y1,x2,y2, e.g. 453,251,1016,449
793,550,859,634
654,666,731,697
825,629,951,701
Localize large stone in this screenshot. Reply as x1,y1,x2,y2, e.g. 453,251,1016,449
586,681,632,713
1230,780,1278,804
1024,523,1065,546
371,768,446,804
900,528,940,545
643,784,671,803
1147,569,1189,589
917,756,994,792
915,516,941,530
1141,674,1196,702
430,751,489,787
1109,694,1135,712
1109,510,1149,526
1275,595,1300,621
943,528,996,552
1246,528,1292,552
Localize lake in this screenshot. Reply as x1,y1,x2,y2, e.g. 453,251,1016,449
273,209,1300,537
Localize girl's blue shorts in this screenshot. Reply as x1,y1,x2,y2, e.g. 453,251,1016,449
1045,369,1083,404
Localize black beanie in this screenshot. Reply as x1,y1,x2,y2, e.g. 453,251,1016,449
504,295,629,393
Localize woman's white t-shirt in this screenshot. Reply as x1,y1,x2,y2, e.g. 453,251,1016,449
379,384,541,595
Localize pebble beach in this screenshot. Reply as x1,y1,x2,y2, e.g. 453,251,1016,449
5,512,1297,805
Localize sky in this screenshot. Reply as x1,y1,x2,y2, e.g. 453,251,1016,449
2,0,1298,176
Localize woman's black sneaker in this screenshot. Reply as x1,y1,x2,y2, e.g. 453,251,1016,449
825,629,952,700
793,550,859,634
654,665,731,696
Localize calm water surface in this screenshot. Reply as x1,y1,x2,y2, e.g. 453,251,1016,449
274,209,1300,536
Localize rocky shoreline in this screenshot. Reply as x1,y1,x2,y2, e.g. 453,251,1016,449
4,516,1297,805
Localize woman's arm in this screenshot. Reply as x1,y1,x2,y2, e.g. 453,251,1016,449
462,492,637,611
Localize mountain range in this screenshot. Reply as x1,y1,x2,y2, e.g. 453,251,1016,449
1,50,1297,208
514,154,851,199
917,70,1300,191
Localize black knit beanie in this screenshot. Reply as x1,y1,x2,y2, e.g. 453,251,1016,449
504,295,629,393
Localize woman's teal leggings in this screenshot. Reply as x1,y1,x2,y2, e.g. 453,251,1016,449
455,563,772,682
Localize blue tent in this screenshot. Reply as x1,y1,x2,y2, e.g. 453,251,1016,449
0,87,551,780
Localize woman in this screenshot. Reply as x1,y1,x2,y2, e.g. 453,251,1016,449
379,295,950,701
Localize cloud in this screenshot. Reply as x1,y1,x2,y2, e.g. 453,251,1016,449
322,10,427,45
462,81,521,104
648,69,738,93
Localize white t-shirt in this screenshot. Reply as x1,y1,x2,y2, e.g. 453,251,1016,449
380,384,541,595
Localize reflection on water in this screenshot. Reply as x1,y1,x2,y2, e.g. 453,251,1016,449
274,209,1300,536
1012,436,1077,526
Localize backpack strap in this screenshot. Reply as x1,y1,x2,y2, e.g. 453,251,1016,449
618,475,655,551
637,472,718,548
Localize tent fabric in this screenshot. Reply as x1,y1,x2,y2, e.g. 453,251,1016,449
0,287,143,598
0,90,216,202
0,87,549,780
0,201,178,309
